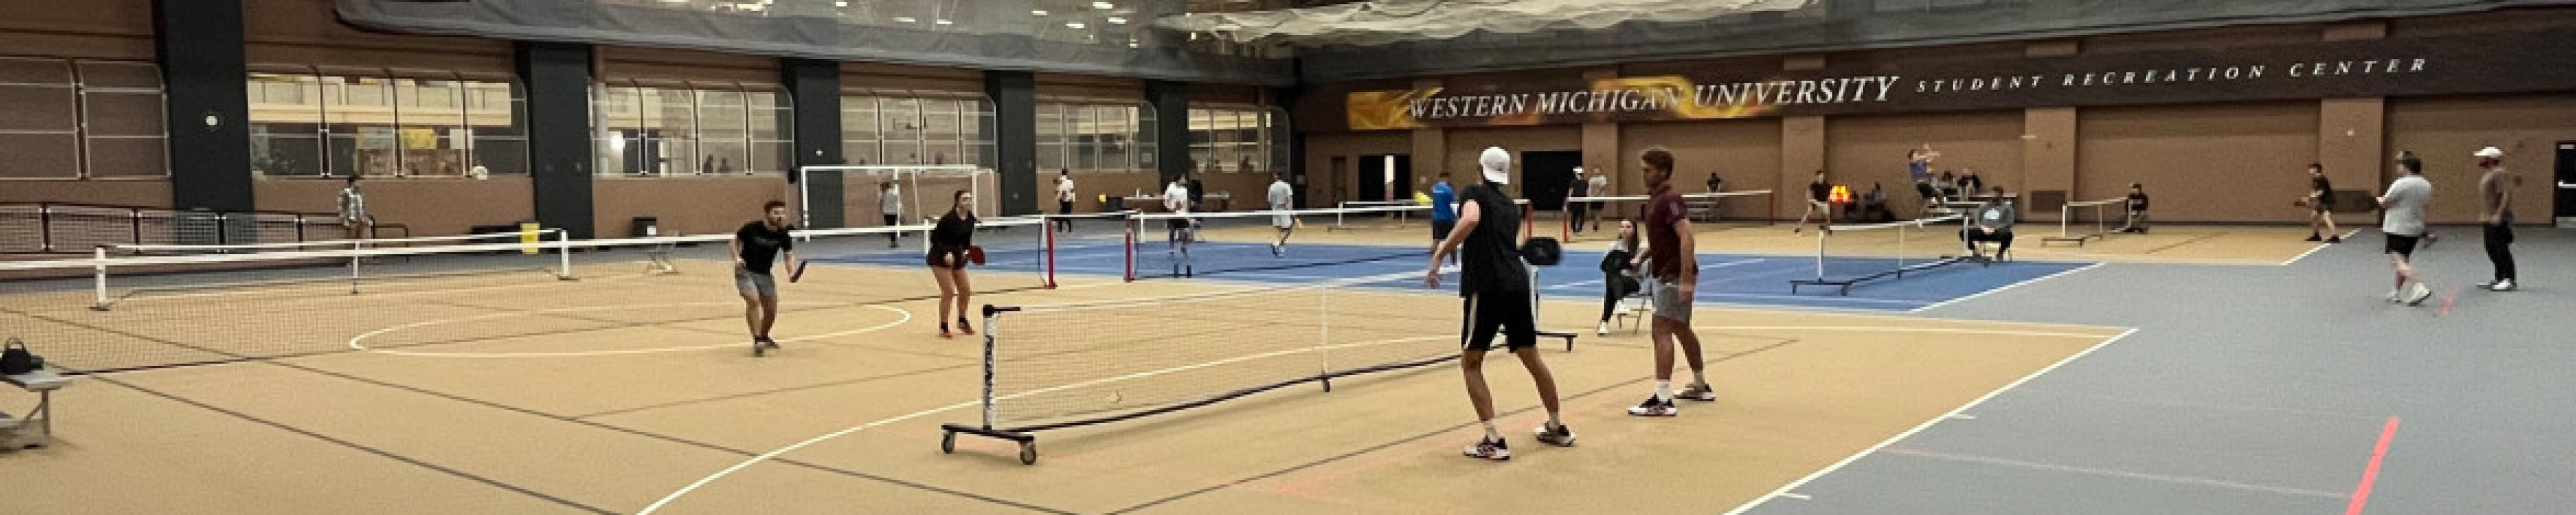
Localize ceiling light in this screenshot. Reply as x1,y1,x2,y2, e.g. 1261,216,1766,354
893,16,916,23
1067,22,1087,29
832,0,846,6
1031,9,1049,15
1106,16,1127,24
1092,1,1115,9
1128,41,1140,48
934,19,953,25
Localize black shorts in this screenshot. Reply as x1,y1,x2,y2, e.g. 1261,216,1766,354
2383,233,2419,257
1432,219,1457,241
2312,199,2333,214
1059,201,1074,215
925,247,967,269
1461,288,1539,352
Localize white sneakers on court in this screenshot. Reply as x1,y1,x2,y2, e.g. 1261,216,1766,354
2387,283,2434,306
2489,279,2518,292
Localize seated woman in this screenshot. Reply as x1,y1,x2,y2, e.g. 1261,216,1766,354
1597,221,1644,335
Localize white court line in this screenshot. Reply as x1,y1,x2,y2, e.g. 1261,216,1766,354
2279,229,2363,266
642,325,2125,514
1778,493,1811,500
347,302,912,358
1907,262,2104,313
1719,327,2139,515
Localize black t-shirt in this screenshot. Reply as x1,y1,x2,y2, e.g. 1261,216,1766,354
930,210,976,251
1187,179,1207,207
735,221,796,275
1809,180,1832,203
2311,176,2334,203
2126,192,2150,211
1457,185,1529,297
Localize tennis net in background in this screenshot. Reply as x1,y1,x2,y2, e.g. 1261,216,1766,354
1126,205,1449,281
2040,198,2126,246
0,221,1059,374
1787,215,1970,296
1557,190,1775,241
941,270,1471,463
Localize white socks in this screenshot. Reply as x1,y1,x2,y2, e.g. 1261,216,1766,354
1654,380,1674,402
1691,370,1708,388
1482,420,1501,441
1547,412,1563,429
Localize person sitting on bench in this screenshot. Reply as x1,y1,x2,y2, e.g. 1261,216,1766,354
2120,182,2151,233
1962,186,2016,260
1859,182,1892,223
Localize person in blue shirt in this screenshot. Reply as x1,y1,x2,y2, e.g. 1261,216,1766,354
1431,172,1459,241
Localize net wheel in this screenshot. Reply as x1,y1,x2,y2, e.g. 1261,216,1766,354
1018,442,1039,465
940,431,956,454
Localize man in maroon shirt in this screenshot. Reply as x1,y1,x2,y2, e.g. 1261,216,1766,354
1626,147,1715,418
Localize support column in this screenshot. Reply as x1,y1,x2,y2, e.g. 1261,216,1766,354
1579,68,1623,195
1409,78,1446,191
1779,56,1827,220
986,71,1037,216
1146,80,1191,185
783,58,843,227
154,0,254,214
517,42,596,239
2023,41,2081,221
2321,21,2389,219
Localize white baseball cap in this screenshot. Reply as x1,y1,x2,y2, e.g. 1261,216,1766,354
2474,146,2504,158
1479,147,1511,185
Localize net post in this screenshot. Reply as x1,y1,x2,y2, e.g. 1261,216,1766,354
977,304,1009,430
2057,203,2073,239
555,229,576,280
89,246,109,311
347,239,362,294
1042,220,1057,288
128,208,142,247
1811,226,1827,280
1122,218,1136,282
38,204,52,252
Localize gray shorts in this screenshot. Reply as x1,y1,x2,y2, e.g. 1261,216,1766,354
735,267,778,298
1648,277,1692,323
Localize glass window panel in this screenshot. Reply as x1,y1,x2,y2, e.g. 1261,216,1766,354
392,78,466,176
747,89,790,173
0,58,78,178
882,97,920,164
921,98,959,166
594,84,637,176
464,80,525,175
841,95,879,166
321,72,395,178
646,87,697,175
696,88,748,174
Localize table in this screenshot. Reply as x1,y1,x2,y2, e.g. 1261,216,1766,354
3,368,69,449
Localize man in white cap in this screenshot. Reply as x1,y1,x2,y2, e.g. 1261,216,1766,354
1567,166,1591,235
2375,152,2436,306
2475,146,2517,291
1429,146,1574,461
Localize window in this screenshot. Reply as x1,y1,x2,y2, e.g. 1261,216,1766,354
1033,102,1064,170
248,67,520,178
1038,100,1149,173
591,80,786,176
881,97,922,165
1187,105,1283,174
838,91,993,168
841,95,879,165
78,61,168,178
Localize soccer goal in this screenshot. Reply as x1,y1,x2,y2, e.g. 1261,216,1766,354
796,165,999,229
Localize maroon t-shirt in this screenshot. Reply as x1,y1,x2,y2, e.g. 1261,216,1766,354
1641,186,1696,279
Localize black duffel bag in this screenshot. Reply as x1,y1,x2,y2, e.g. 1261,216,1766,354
1,338,44,375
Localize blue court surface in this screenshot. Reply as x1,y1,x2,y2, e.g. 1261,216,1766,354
819,235,2096,312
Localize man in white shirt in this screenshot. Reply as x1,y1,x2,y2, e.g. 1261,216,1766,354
339,175,369,239
1055,170,1076,233
1164,179,1191,247
879,181,903,247
1587,171,1611,232
2376,152,2436,306
1267,174,1295,256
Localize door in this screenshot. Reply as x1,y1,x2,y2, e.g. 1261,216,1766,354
2556,141,2576,228
1357,154,1410,203
1519,150,1583,211
1358,155,1388,203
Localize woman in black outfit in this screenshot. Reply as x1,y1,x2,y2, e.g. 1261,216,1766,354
1597,220,1643,335
928,190,978,338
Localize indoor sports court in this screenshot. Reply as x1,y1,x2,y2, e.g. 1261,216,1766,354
4,1,2575,514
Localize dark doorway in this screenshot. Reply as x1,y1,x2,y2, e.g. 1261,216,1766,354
1357,154,1411,203
1519,150,1583,211
2555,141,2575,228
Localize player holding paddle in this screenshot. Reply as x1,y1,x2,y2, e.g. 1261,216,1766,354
733,201,799,357
2299,163,2343,243
929,190,985,339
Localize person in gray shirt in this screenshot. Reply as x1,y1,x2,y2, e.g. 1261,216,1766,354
2474,146,2517,292
2376,152,2436,306
879,181,903,247
1962,186,2017,260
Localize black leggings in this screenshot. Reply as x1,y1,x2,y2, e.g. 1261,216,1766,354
1600,273,1638,322
2485,223,2516,282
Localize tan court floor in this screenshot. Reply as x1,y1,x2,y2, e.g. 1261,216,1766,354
1199,219,2342,266
0,253,2129,515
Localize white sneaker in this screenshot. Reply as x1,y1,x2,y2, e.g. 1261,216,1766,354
2385,288,2403,303
1596,322,1611,336
1675,383,1718,402
1463,437,1511,461
2489,280,2517,292
2406,282,2434,306
1533,423,1577,447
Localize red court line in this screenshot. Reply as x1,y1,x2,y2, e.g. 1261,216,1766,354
2345,416,2402,515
